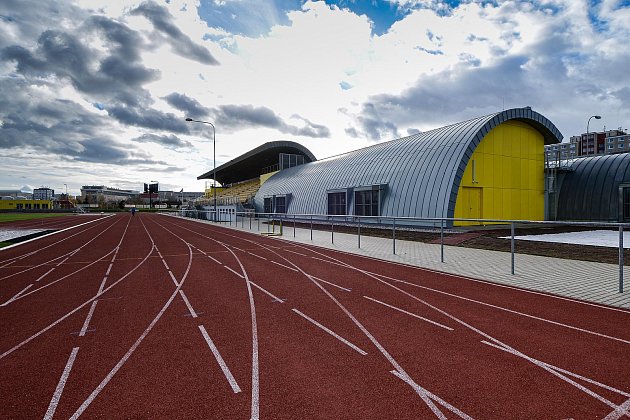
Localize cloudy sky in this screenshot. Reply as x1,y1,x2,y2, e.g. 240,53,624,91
1,0,629,195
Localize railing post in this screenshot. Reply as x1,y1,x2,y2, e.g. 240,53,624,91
250,214,252,230
358,217,361,249
293,214,296,238
511,222,515,275
331,217,334,244
310,215,313,240
280,217,283,235
619,225,623,293
440,219,444,263
392,218,396,255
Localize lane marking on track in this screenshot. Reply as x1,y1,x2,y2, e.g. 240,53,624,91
44,347,80,420
383,275,630,345
390,370,473,420
179,290,198,318
480,340,630,398
603,398,630,420
167,216,464,416
79,301,99,337
35,267,56,282
250,281,285,303
106,264,113,276
310,255,347,268
247,252,267,260
207,255,223,265
292,308,367,356
168,270,179,286
198,325,242,394
1,283,33,306
309,275,351,292
283,249,309,257
363,296,453,331
480,340,630,416
225,265,244,278
162,259,170,270
270,260,299,272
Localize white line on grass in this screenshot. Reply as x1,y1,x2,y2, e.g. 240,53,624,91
292,308,367,356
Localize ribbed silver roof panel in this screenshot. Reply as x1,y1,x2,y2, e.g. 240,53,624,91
558,153,630,221
255,108,562,223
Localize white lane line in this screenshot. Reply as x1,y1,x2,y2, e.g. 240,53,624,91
292,308,367,356
225,265,244,279
391,370,472,420
35,267,55,282
168,270,179,286
247,252,267,261
481,340,630,397
79,301,99,337
206,254,223,265
1,283,33,306
105,264,112,276
310,255,347,268
363,296,453,331
388,276,630,345
480,340,630,398
270,260,299,272
179,290,198,318
250,281,285,303
480,340,630,416
98,277,107,294
198,325,242,393
604,398,630,420
55,255,71,267
44,347,80,420
162,259,170,270
284,249,309,257
310,275,351,292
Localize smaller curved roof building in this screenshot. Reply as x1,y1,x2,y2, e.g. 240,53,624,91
198,140,316,185
254,107,562,226
556,153,630,222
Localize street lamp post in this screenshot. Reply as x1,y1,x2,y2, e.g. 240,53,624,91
587,115,602,155
185,118,217,222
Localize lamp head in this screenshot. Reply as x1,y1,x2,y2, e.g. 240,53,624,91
594,115,602,119
185,118,193,121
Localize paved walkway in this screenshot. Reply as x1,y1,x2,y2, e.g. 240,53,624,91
214,217,630,309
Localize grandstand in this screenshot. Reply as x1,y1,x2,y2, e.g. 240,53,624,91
196,141,316,218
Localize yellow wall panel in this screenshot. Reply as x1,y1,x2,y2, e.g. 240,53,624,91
454,121,545,225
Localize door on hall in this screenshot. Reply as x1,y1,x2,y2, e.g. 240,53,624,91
463,187,482,224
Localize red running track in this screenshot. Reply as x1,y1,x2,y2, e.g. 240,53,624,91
0,213,629,419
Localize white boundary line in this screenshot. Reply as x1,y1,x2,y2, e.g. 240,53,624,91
383,274,630,345
179,290,198,318
225,265,244,278
270,260,298,272
309,275,351,292
44,347,80,420
79,301,99,337
0,214,113,252
250,281,285,303
363,296,453,331
198,325,241,393
292,309,367,355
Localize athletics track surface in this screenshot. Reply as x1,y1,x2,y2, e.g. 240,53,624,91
0,213,629,419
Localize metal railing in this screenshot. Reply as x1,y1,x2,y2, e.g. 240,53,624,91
177,209,628,294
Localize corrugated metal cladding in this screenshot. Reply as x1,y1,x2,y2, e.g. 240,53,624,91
254,107,562,224
557,153,630,221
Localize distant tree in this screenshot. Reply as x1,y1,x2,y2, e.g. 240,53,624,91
118,200,126,209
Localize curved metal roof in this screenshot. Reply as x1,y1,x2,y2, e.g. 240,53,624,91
255,107,562,220
197,140,317,185
557,153,630,221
